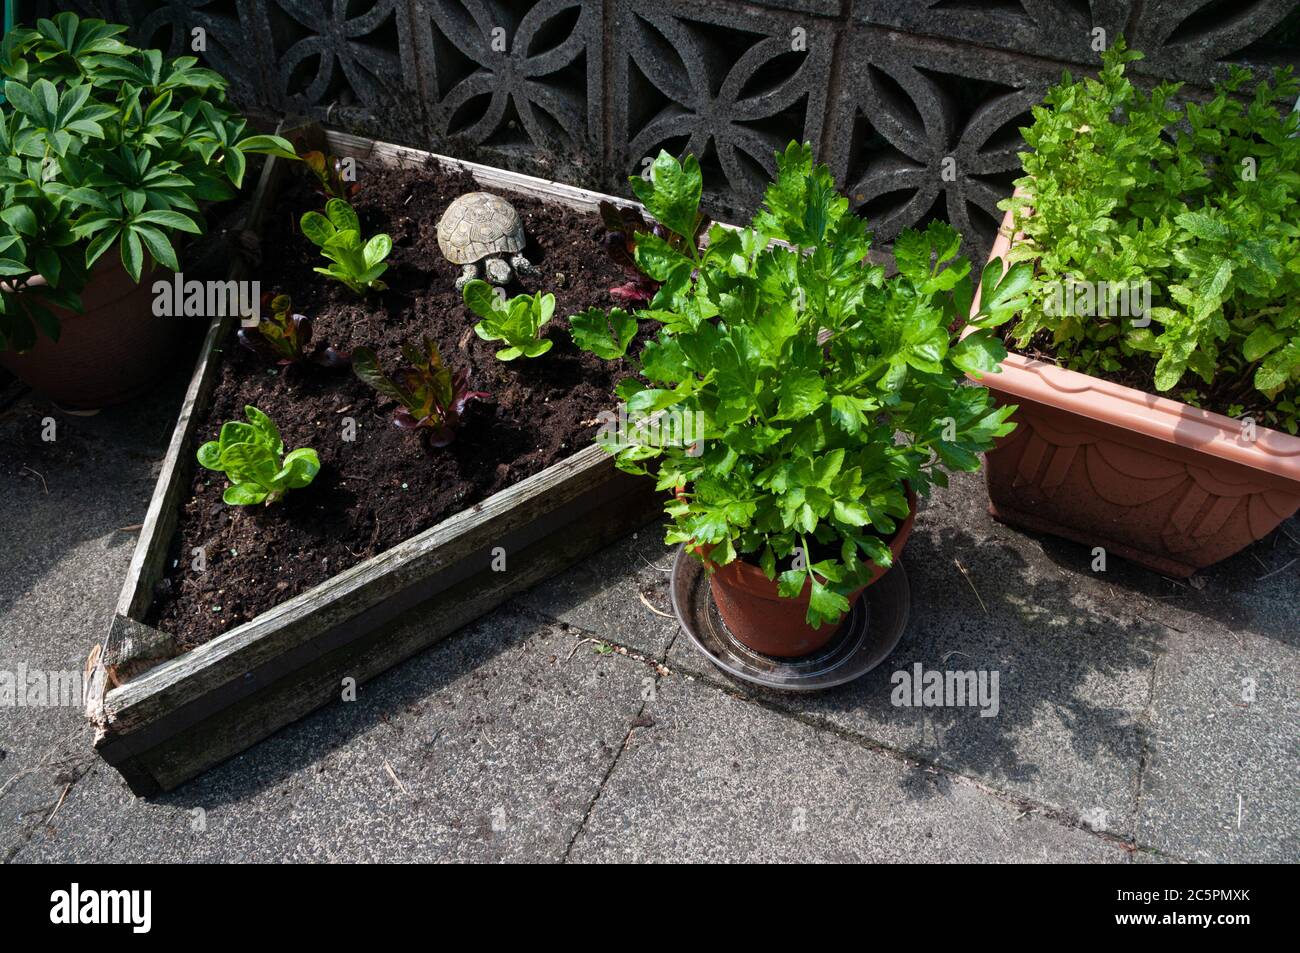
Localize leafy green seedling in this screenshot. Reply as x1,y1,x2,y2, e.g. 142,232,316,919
196,405,320,505
461,279,554,360
300,198,391,295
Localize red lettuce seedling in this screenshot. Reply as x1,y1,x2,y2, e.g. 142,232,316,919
599,201,658,305
302,150,361,201
237,293,349,367
352,338,488,447
598,199,710,305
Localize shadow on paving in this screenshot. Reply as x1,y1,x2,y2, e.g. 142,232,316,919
893,512,1161,787
516,519,680,660
0,352,200,608
0,363,196,859
16,611,644,863
667,470,1168,836
1029,509,1300,648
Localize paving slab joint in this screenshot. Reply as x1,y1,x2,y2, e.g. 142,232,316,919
668,656,1146,849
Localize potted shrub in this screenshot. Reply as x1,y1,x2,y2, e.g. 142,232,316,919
570,143,1024,656
0,13,295,407
973,42,1300,576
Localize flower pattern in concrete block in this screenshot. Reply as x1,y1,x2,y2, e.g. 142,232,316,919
609,0,833,221
410,0,603,162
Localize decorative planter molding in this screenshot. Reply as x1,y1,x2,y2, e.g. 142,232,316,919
969,208,1300,577
85,130,662,795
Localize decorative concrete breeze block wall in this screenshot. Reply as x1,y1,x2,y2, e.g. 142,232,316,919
32,1,1300,259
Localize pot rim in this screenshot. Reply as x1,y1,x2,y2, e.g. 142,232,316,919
966,195,1300,483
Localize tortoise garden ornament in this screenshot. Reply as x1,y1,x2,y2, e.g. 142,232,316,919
436,192,534,291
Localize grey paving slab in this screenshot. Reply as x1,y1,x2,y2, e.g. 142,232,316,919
10,610,649,863
517,519,680,659
1136,623,1300,864
1,384,186,864
567,673,1130,863
668,469,1163,838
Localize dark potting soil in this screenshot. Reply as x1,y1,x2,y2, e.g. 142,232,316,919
148,159,641,649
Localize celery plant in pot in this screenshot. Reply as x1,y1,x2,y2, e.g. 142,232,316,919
0,12,296,405
570,143,1025,655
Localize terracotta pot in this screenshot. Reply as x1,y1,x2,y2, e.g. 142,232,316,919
966,206,1300,577
698,488,917,658
0,258,174,409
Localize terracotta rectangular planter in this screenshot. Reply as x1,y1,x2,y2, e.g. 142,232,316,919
969,207,1300,577
84,129,662,795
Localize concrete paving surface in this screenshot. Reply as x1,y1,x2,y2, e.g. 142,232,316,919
1,371,1296,863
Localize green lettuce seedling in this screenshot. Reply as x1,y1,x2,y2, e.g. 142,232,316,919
197,406,320,505
300,198,391,294
462,279,554,360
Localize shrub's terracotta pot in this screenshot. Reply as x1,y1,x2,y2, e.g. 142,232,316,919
968,207,1300,577
0,258,173,409
696,489,916,658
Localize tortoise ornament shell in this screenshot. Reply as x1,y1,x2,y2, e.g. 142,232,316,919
436,192,526,264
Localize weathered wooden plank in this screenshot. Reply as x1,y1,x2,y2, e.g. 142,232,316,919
104,616,181,685
101,479,660,793
325,131,633,214
88,140,293,729
102,442,633,736
114,150,287,625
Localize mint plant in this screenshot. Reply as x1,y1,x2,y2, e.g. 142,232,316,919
586,144,1021,627
197,405,320,505
236,293,347,367
0,12,297,352
300,197,391,295
462,279,554,360
352,338,488,446
1004,40,1300,432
